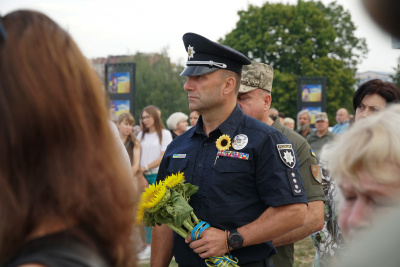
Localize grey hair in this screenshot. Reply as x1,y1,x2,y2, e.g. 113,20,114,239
297,109,311,121
166,112,188,130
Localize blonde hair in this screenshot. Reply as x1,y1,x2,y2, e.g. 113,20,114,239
325,104,400,187
283,117,295,126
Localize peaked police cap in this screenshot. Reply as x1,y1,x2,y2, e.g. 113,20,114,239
180,32,251,76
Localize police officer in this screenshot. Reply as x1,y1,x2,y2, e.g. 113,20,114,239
151,33,308,267
237,62,325,267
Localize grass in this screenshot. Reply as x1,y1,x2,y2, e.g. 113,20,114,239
293,237,315,267
139,237,315,267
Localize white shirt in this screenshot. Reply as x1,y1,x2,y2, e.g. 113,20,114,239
137,129,172,171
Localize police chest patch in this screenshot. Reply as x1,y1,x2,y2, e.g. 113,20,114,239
277,144,295,168
311,165,322,184
287,169,303,196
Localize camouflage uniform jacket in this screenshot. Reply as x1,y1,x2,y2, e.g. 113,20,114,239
310,158,347,267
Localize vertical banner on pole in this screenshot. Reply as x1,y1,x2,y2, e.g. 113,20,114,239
105,63,136,123
297,77,326,127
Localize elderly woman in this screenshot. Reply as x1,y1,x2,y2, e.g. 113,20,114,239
283,117,295,130
311,79,400,267
166,112,188,139
326,105,400,241
0,10,137,266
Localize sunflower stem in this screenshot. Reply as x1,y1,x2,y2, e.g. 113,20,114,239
191,211,200,225
183,219,194,232
167,224,188,239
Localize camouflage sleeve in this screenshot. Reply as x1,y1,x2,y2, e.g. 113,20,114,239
310,158,347,267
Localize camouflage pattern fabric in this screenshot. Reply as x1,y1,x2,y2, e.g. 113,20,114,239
310,158,347,267
240,62,274,93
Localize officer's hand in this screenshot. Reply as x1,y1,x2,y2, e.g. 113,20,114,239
185,227,228,258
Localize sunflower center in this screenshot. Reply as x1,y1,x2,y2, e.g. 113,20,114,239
221,140,228,146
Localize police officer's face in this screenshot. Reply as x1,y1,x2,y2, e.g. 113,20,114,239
355,94,386,121
237,89,268,122
338,170,400,242
184,70,225,112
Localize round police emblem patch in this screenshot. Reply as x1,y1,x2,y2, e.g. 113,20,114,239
232,134,248,150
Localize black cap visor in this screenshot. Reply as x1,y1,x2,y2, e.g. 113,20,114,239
180,65,220,76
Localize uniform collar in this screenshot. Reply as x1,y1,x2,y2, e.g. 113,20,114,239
190,104,244,138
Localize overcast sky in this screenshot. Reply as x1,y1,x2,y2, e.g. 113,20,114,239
3,0,400,73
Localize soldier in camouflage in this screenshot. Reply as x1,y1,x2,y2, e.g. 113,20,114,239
238,61,325,267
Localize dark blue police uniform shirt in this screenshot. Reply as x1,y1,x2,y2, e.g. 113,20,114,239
156,104,307,267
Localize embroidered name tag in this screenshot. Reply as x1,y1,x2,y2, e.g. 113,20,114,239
173,154,186,158
217,150,249,160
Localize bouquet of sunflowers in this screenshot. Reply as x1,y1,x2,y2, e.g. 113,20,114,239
136,171,240,267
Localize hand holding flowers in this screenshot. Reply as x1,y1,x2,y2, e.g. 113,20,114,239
136,171,240,267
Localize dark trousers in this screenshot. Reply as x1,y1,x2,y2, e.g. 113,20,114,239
241,256,274,267
179,257,273,267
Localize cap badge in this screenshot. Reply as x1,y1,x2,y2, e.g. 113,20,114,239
277,144,296,168
187,45,195,60
232,134,248,150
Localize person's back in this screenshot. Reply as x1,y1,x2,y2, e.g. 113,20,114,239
0,10,137,267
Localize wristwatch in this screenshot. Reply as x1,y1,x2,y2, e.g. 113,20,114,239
228,229,243,250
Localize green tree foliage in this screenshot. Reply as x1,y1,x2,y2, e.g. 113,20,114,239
391,56,400,88
133,50,189,125
220,0,368,123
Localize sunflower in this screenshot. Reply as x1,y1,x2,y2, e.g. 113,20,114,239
164,172,185,188
216,134,231,151
140,181,167,210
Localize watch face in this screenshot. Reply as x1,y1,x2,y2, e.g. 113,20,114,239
229,232,243,249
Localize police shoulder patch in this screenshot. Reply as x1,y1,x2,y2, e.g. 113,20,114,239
287,169,303,196
311,165,322,184
277,144,296,168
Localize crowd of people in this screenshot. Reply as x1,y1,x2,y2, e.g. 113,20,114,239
2,0,400,266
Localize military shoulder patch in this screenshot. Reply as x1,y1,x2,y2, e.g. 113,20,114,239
277,144,296,168
287,169,303,196
311,165,322,184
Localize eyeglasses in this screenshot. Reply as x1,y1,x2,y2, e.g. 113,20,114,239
0,16,7,41
141,115,151,120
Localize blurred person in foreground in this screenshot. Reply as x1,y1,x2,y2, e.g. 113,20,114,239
166,112,189,139
0,10,137,266
330,105,400,243
238,62,324,267
329,2,400,265
296,110,314,139
310,79,400,266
